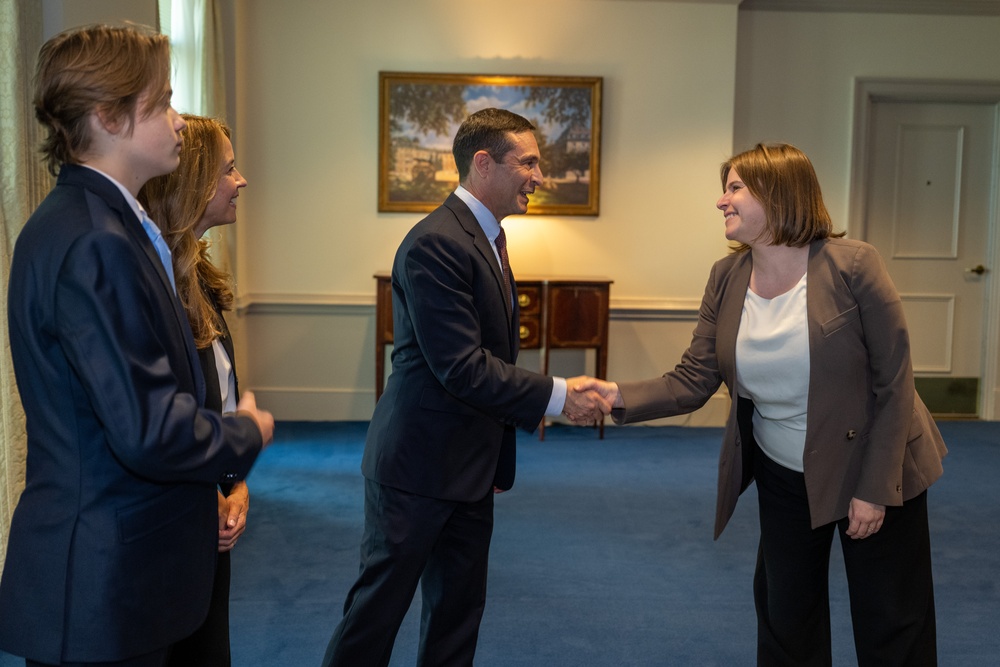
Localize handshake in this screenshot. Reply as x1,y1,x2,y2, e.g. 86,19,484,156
560,376,623,424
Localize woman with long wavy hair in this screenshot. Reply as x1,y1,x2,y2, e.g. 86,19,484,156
140,114,249,667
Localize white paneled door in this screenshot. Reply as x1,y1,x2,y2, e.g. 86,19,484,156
865,101,998,415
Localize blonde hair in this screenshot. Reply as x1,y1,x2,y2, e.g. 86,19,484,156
34,23,171,175
139,115,235,348
721,143,843,251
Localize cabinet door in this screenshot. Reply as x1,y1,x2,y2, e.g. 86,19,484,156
516,282,542,349
546,284,609,347
376,276,394,344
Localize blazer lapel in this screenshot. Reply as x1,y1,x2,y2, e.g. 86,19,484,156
119,204,207,404
716,251,753,386
217,309,240,398
445,194,515,325
475,228,514,325
510,274,522,357
62,165,207,404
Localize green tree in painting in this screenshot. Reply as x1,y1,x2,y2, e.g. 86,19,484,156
387,84,467,203
389,83,467,135
521,86,593,204
385,80,595,209
520,85,592,129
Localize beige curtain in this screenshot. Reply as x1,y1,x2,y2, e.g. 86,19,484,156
0,0,50,566
161,0,233,277
202,0,234,280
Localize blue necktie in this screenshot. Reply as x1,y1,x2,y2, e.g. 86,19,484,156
139,212,176,294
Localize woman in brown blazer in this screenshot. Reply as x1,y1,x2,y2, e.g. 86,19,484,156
582,143,947,666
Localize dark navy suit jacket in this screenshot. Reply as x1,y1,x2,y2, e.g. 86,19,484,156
362,193,553,501
0,165,262,663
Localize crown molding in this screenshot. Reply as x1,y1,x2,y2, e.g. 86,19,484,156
738,0,1000,15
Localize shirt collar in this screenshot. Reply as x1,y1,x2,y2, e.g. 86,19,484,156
79,164,157,230
455,185,502,242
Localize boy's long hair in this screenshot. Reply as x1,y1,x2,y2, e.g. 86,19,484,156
34,23,170,175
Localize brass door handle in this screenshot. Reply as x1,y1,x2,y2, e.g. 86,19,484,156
966,264,988,275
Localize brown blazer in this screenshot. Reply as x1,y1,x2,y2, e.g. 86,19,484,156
614,238,947,539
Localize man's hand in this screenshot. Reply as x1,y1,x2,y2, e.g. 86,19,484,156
562,376,614,424
237,390,275,446
571,377,622,412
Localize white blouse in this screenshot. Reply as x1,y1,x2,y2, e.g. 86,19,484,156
212,338,238,414
735,274,810,472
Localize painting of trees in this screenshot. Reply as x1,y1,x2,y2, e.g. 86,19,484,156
379,73,602,215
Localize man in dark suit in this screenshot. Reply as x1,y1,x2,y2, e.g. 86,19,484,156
321,108,607,666
0,24,273,667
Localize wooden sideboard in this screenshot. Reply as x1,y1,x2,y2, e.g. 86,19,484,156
374,273,613,438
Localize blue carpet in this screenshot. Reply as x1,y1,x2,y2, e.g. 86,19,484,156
1,421,997,665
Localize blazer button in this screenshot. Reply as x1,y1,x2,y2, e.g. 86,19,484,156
896,484,902,494
846,430,857,440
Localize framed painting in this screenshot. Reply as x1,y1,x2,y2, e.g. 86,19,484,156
378,72,602,216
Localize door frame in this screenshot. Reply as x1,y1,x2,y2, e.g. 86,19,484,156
848,78,1000,419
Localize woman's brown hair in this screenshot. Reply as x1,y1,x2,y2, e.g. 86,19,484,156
139,115,235,349
721,143,844,251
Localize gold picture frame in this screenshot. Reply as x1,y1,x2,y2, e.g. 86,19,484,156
378,71,602,216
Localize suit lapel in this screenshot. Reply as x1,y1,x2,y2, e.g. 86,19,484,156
716,251,753,384
123,207,175,296
508,274,521,358
445,194,515,326
121,206,207,404
72,168,208,404
804,239,826,349
102,185,205,404
215,308,240,399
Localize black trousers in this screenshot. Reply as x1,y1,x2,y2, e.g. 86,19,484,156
166,551,232,666
753,447,937,667
322,479,495,667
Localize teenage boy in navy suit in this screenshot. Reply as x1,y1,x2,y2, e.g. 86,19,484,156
0,23,273,667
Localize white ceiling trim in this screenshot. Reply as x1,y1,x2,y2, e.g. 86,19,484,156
738,0,1000,15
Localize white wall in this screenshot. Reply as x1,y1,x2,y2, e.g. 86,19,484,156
36,1,1000,424
233,0,740,423
733,10,1000,232
732,9,1000,419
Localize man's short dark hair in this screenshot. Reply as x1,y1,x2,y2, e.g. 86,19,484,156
452,108,535,182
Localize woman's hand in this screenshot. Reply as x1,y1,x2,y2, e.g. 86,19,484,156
845,497,885,540
217,481,250,552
